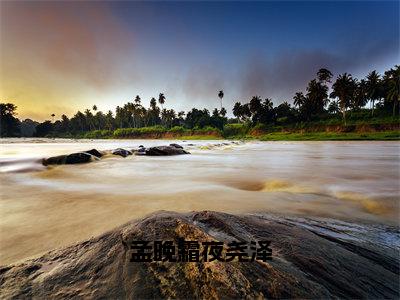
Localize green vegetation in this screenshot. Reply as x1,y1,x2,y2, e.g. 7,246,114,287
1,65,399,141
258,131,399,141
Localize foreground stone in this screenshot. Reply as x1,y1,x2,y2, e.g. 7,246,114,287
42,152,99,165
0,211,398,299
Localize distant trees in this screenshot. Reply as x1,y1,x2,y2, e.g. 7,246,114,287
0,103,19,137
1,65,398,138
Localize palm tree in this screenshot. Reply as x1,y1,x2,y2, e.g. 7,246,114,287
134,95,141,105
306,79,329,114
92,105,98,129
351,79,368,111
220,107,227,117
293,92,305,109
51,113,55,123
233,102,242,122
383,66,399,117
317,68,333,83
366,70,381,116
84,108,94,131
158,93,166,110
218,90,224,110
105,110,114,130
150,97,157,110
330,73,356,125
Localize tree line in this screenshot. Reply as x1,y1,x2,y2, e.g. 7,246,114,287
1,65,398,137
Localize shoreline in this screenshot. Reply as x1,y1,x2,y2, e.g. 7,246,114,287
7,130,397,141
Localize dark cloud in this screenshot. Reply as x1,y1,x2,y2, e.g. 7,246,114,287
238,38,399,104
180,64,227,109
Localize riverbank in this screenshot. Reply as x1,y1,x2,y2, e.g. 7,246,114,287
257,130,399,141
49,124,399,141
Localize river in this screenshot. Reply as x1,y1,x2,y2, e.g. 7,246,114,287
0,139,399,265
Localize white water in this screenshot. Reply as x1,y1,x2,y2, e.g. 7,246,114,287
0,139,399,264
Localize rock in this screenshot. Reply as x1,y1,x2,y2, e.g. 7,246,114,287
169,143,183,149
145,146,190,156
112,148,132,158
135,147,146,155
0,211,398,299
84,149,104,158
42,152,98,165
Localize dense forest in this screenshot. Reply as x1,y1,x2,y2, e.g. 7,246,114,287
1,66,399,138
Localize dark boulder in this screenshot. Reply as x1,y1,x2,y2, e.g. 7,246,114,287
169,143,183,149
43,152,97,165
145,146,190,156
112,148,132,158
84,149,103,158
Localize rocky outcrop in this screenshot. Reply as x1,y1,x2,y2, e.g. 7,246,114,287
41,145,190,166
169,143,183,149
84,149,104,158
111,148,132,158
144,146,190,156
42,152,98,165
0,211,398,299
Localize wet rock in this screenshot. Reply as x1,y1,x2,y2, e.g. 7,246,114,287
42,152,98,165
134,147,146,156
0,211,398,299
169,143,183,149
84,149,104,158
145,146,190,156
112,148,132,158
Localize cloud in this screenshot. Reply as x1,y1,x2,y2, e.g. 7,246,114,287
180,64,227,109
238,38,399,104
1,1,136,88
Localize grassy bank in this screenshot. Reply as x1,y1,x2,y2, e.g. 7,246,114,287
258,130,400,141
52,117,399,141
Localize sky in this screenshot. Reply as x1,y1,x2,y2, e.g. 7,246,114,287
0,1,399,121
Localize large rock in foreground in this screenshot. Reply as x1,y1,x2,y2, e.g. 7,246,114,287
0,211,398,299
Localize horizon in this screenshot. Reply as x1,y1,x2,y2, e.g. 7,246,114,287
1,1,399,122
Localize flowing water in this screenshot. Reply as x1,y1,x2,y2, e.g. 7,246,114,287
0,138,399,265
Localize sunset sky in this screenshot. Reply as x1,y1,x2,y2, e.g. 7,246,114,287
1,1,399,121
